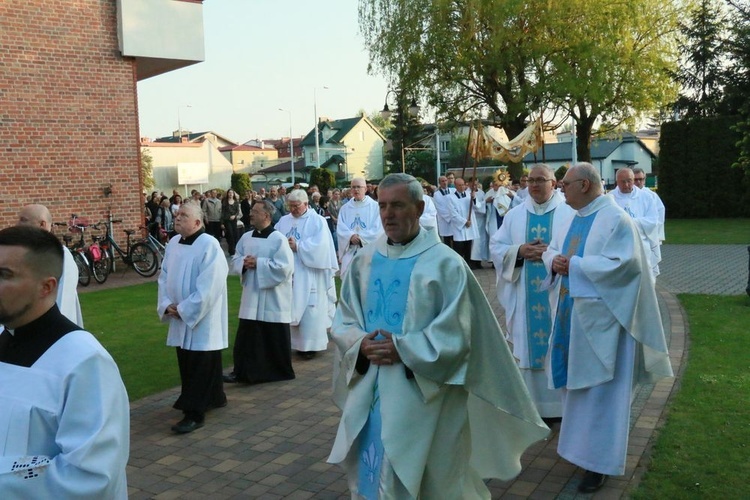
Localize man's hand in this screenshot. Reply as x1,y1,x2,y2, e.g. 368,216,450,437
288,237,297,252
360,330,401,366
350,234,362,247
165,304,181,320
552,255,570,276
465,219,472,228
519,240,548,262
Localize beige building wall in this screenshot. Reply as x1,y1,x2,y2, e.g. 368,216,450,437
144,140,234,196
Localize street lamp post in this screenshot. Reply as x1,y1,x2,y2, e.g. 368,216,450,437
380,91,420,173
278,108,295,184
313,86,329,168
177,104,192,140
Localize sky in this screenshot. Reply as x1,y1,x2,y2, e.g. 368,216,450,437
137,0,391,144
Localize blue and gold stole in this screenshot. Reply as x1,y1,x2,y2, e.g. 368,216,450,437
357,252,418,498
550,212,598,389
524,211,554,369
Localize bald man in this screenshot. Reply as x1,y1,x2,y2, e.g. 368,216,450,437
18,204,83,327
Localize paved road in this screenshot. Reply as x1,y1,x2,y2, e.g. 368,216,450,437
121,241,708,499
658,244,748,295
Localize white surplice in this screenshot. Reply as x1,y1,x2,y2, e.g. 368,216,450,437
158,232,229,351
276,210,338,352
609,186,662,278
470,188,489,260
542,195,672,475
336,196,383,277
432,187,455,237
0,331,129,498
59,247,83,327
230,230,294,323
485,186,513,238
329,229,549,498
448,190,478,241
489,192,575,417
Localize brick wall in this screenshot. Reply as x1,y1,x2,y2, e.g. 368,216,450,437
0,0,142,240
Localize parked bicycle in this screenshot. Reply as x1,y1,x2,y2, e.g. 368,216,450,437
98,219,159,278
88,223,110,284
54,216,92,287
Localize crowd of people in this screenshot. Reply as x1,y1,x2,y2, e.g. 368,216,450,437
0,163,671,497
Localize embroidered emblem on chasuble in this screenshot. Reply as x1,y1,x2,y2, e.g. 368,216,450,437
357,252,418,497
550,212,598,389
350,215,367,231
285,225,301,240
525,211,554,369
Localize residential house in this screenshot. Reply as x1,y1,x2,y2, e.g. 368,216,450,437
219,143,278,174
299,115,387,181
523,132,657,187
142,131,235,196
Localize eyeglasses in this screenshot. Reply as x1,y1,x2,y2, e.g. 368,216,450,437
633,177,645,182
561,179,586,187
527,177,554,185
350,186,365,189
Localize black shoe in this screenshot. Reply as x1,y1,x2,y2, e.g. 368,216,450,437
578,470,607,493
223,373,239,383
171,418,204,434
299,351,317,360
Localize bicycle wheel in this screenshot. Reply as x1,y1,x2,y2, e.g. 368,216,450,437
74,252,91,287
130,242,159,277
91,253,110,284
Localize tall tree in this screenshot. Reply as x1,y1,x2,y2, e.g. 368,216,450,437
359,0,679,165
546,0,680,161
672,0,728,119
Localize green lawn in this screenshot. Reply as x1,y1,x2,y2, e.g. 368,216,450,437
81,279,241,401
632,294,750,498
664,218,750,244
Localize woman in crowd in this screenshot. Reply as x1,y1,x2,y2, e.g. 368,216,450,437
222,188,241,255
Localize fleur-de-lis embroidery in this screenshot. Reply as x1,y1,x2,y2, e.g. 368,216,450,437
532,302,546,320
530,223,547,241
361,442,380,484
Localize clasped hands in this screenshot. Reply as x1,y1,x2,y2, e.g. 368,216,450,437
243,255,257,270
165,304,181,320
360,329,401,366
551,254,570,276
519,240,548,262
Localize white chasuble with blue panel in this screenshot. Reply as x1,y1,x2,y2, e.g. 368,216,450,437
550,212,598,388
524,211,554,370
357,251,418,498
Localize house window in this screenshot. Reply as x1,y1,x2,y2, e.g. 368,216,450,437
360,131,365,141
440,140,450,152
309,152,315,162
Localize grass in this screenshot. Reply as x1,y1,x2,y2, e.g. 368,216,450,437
632,294,750,498
664,218,750,244
80,279,241,401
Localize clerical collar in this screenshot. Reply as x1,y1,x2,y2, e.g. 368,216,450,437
252,225,274,238
179,228,205,245
386,229,420,247
532,194,555,215
0,305,78,367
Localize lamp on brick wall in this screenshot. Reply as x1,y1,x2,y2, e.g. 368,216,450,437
103,183,113,197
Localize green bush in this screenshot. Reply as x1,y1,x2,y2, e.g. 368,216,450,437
309,168,336,194
659,116,750,218
231,173,252,197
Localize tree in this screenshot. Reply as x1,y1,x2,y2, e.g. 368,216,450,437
671,0,728,119
308,168,336,194
360,0,680,164
231,173,252,197
141,148,155,191
382,89,425,174
546,0,680,161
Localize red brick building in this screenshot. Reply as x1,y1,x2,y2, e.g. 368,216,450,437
0,0,204,232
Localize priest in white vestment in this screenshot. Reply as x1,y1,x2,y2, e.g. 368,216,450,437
17,204,83,327
432,175,455,246
542,163,673,493
329,174,549,498
0,226,129,498
275,189,338,359
419,192,438,229
490,164,575,419
633,167,666,267
225,200,295,384
610,168,662,279
469,178,489,262
337,178,383,278
158,202,229,434
447,177,479,268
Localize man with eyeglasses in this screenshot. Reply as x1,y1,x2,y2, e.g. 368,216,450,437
337,177,383,277
541,162,672,493
633,167,665,254
489,164,575,422
609,167,662,279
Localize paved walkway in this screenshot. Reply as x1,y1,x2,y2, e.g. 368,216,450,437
120,244,744,499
